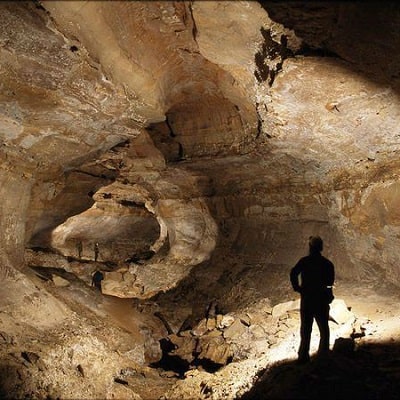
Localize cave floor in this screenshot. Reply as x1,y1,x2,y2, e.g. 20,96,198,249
243,280,400,400
1,266,400,399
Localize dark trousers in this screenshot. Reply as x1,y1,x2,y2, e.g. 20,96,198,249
298,295,330,360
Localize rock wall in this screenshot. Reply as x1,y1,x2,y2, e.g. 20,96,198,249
1,1,400,298
0,169,32,277
327,177,400,284
1,2,400,399
262,55,400,284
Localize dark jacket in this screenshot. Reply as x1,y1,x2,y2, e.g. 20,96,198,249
290,252,335,300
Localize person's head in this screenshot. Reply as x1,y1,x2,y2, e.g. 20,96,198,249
309,235,323,254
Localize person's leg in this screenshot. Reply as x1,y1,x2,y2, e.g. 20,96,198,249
298,299,313,362
315,303,330,356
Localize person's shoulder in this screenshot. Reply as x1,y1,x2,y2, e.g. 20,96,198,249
292,256,307,269
298,255,311,264
321,255,334,266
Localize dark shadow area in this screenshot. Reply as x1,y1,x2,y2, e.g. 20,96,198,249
151,338,191,378
241,341,400,400
151,335,231,378
0,363,24,400
258,2,400,93
150,252,291,325
28,265,87,283
151,298,232,378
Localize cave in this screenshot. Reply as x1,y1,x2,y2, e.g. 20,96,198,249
1,1,400,399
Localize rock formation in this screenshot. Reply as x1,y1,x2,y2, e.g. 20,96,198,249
1,1,400,399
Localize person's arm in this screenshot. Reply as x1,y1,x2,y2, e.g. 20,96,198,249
290,260,303,293
325,260,335,303
327,260,335,287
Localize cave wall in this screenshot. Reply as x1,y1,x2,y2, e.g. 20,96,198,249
0,169,31,277
0,1,400,297
3,2,400,398
0,1,135,281
262,2,400,81
262,55,400,284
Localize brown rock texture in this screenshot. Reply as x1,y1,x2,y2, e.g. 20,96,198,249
1,1,400,399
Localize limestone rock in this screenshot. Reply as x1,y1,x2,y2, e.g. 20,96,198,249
333,337,355,355
52,275,70,287
197,335,232,367
223,319,247,340
206,317,216,331
218,315,235,329
329,299,355,325
272,300,300,319
167,334,197,364
192,319,208,337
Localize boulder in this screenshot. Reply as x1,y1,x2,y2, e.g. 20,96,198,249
167,334,197,364
330,299,354,325
192,319,208,337
218,315,235,329
223,319,247,340
52,275,70,287
197,335,232,366
272,300,300,319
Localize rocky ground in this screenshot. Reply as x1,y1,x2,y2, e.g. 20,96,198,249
157,279,400,400
0,264,175,400
241,282,400,400
1,253,400,399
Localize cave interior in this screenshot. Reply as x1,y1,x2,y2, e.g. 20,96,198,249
1,1,400,399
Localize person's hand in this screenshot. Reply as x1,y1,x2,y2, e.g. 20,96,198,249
326,287,334,303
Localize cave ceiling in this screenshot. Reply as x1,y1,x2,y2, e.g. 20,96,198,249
1,1,400,298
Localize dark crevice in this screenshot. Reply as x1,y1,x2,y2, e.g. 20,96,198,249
165,116,176,138
151,336,231,378
118,199,144,208
73,169,116,181
295,43,342,59
254,28,294,85
188,2,198,44
114,377,129,386
33,0,46,12
110,139,130,151
256,113,262,139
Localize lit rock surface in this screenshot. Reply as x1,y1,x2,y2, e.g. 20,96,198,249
1,1,400,399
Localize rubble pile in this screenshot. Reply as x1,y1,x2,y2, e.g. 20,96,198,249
156,312,250,374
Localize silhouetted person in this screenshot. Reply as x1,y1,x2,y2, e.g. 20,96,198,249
91,270,104,290
94,242,99,262
290,236,335,364
77,240,83,259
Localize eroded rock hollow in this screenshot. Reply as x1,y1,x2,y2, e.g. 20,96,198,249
1,1,400,399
